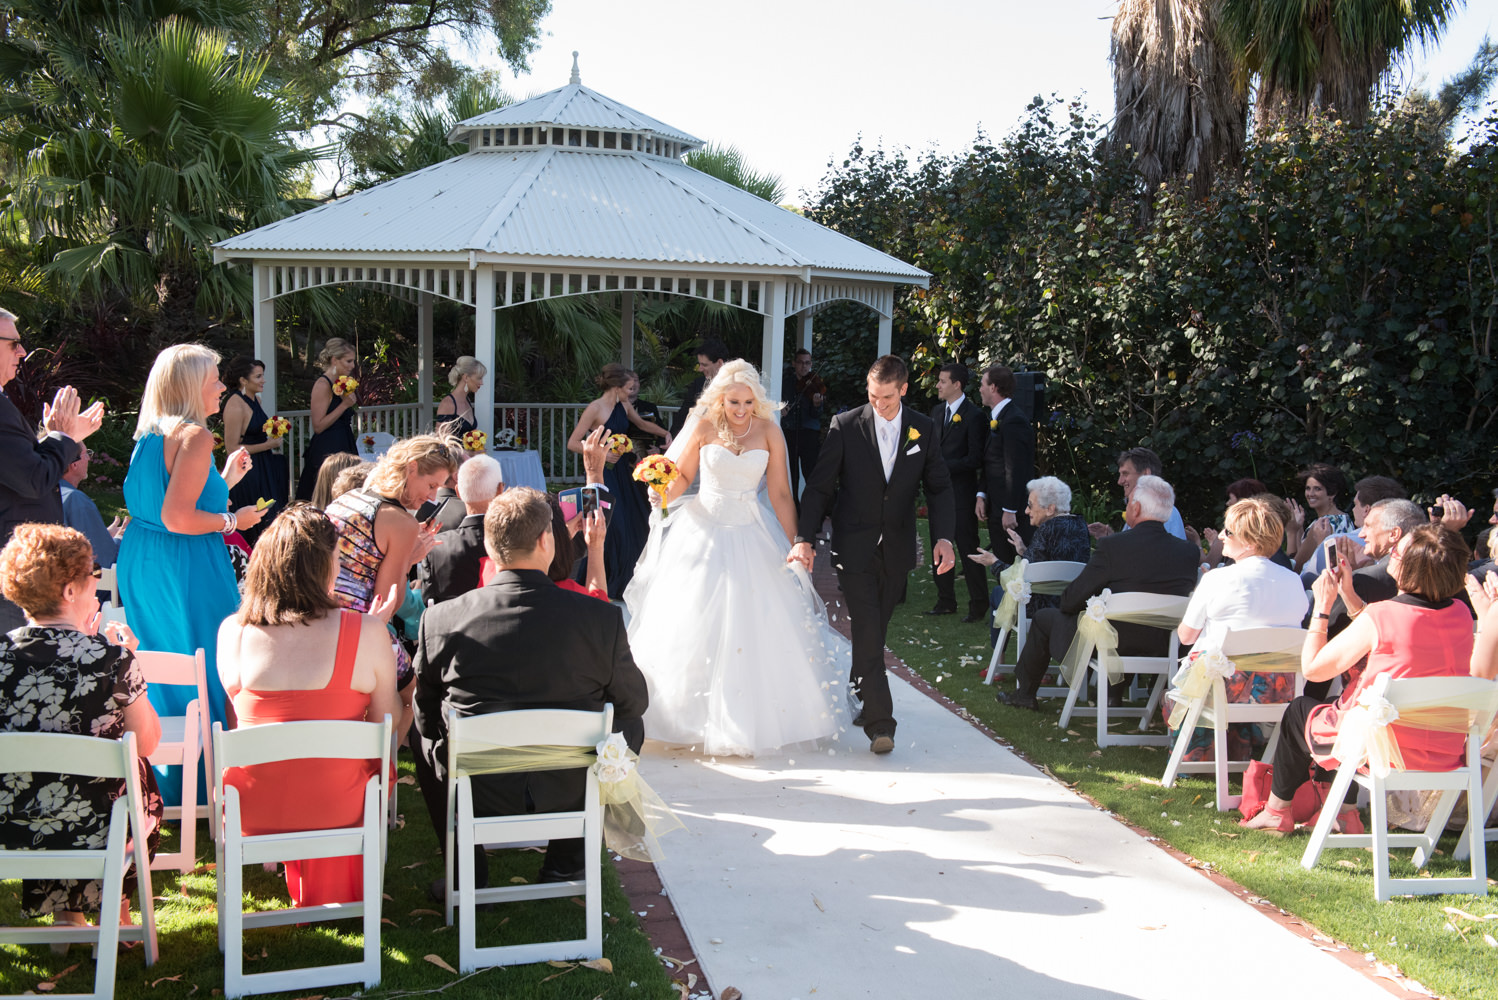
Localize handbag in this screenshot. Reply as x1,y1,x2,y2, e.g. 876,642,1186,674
1238,760,1323,822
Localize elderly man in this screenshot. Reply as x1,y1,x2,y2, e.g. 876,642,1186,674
1327,497,1428,628
1088,446,1187,541
60,445,126,569
1000,475,1199,710
419,454,504,604
413,487,648,890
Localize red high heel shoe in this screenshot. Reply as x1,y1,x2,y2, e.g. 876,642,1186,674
1334,807,1366,835
1239,803,1295,834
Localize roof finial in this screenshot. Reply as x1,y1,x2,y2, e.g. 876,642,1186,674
570,51,580,85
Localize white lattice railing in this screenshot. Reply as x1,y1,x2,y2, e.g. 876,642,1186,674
279,402,676,485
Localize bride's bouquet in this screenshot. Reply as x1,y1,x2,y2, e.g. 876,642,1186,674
632,454,679,517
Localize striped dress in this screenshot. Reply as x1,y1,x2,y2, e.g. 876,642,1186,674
325,488,414,687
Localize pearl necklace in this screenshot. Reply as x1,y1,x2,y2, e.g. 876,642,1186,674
723,416,752,453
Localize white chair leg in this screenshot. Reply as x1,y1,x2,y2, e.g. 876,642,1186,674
1454,756,1498,862
361,783,382,988
985,626,1012,685
1213,700,1231,812
1162,697,1206,788
1370,778,1392,901
1301,765,1357,870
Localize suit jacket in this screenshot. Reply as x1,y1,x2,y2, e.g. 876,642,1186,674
1058,520,1200,655
930,397,986,493
419,513,486,605
0,391,78,547
417,487,466,533
413,568,649,816
796,404,955,576
669,375,706,436
980,400,1034,514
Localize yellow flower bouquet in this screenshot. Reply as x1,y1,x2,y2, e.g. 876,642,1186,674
262,416,291,438
632,454,680,517
462,429,487,452
332,375,359,396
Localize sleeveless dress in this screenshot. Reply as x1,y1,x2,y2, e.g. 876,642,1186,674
435,391,477,438
296,375,358,501
324,488,415,687
118,432,242,805
623,444,854,756
224,611,378,906
226,390,289,544
602,401,650,599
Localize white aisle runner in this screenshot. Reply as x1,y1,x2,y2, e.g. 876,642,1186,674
644,674,1398,1000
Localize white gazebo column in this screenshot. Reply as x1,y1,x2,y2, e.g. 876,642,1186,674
473,265,496,442
877,313,892,358
252,262,277,415
620,291,635,368
760,279,786,403
417,290,434,428
797,311,814,352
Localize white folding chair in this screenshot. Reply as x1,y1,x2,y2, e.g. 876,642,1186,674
97,567,119,608
138,648,215,871
444,705,612,972
1451,748,1498,862
984,560,1086,698
213,716,392,999
1161,627,1308,810
99,604,128,629
0,731,159,1000
1300,674,1498,900
1057,592,1190,747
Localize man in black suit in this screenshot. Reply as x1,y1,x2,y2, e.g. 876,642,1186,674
926,362,988,622
1001,475,1198,710
412,487,649,885
1327,498,1426,629
419,454,505,604
975,364,1034,568
791,355,956,754
668,337,729,437
0,307,102,630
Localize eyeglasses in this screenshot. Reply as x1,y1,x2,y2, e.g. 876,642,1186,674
88,565,102,579
0,336,23,350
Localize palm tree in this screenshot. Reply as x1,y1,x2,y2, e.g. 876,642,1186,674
1110,0,1248,200
684,143,785,204
1219,0,1461,129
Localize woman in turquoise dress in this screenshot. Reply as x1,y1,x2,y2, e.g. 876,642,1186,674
118,345,267,805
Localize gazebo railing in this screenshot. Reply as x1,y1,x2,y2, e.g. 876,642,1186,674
279,402,676,485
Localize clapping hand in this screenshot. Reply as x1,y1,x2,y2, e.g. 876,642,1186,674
1467,571,1498,623
101,620,138,652
1285,499,1307,538
107,515,129,540
1004,527,1025,556
967,546,998,568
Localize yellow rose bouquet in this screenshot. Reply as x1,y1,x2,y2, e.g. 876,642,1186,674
606,432,631,455
462,429,487,452
212,431,224,451
263,416,291,438
332,375,359,396
632,454,680,517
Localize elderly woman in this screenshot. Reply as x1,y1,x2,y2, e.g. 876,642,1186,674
0,524,163,929
970,476,1091,643
1242,524,1475,834
1167,495,1309,761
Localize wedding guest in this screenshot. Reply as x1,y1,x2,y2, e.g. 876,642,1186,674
546,493,607,600
1242,524,1474,834
435,357,485,438
332,461,374,502
928,362,987,621
119,344,264,806
1199,478,1267,567
782,348,827,502
1299,474,1407,579
1285,462,1354,571
0,306,103,629
295,338,359,501
669,337,729,437
420,454,504,605
309,451,362,509
60,446,125,568
627,371,667,454
975,364,1034,566
1088,447,1187,541
415,440,468,532
218,504,400,906
970,475,1091,644
220,356,289,543
0,524,162,927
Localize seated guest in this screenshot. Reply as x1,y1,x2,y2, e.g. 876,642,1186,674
420,454,504,604
1285,462,1354,572
416,440,469,533
1088,447,1188,541
546,492,608,600
217,504,400,906
332,461,374,502
309,451,363,510
1166,496,1309,760
413,487,648,889
59,445,125,568
1199,478,1268,567
1001,475,1200,710
0,524,162,928
1326,498,1427,630
1242,524,1475,833
1300,474,1406,578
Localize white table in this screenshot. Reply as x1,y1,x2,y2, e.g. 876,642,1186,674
494,450,546,491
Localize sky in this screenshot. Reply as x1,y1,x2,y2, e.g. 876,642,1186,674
469,0,1496,206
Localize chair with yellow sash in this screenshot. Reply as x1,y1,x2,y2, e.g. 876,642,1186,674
1056,590,1190,747
1300,673,1498,900
984,559,1086,697
1160,626,1308,811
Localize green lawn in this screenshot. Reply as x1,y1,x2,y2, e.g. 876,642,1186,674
888,569,1498,1000
0,753,681,999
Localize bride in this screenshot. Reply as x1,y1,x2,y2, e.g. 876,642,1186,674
624,359,853,756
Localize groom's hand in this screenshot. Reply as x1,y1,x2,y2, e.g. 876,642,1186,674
788,541,815,572
933,539,956,575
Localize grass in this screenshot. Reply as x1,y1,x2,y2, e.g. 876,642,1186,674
888,568,1498,1000
0,752,681,999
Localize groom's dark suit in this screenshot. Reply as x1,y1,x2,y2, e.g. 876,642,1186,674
796,404,955,740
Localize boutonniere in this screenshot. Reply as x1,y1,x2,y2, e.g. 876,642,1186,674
951,413,962,423
906,427,920,443
989,418,998,430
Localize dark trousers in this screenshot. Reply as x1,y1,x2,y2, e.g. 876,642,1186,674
1013,606,1143,700
785,427,821,503
838,554,903,739
1269,696,1352,803
986,510,1032,567
933,481,987,613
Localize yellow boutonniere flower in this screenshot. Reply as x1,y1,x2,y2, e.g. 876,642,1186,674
907,427,920,443
951,413,962,423
989,418,998,430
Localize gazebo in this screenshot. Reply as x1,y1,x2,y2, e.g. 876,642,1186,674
213,55,928,455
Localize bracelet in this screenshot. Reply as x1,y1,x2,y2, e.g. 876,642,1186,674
1347,603,1364,619
1307,623,1328,635
1313,612,1330,621
221,511,237,535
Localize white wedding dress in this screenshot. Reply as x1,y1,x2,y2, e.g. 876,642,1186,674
623,443,854,756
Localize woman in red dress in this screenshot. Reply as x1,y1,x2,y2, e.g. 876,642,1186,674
217,504,400,906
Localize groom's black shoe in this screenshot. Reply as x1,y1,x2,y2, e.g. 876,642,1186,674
997,690,1040,711
870,735,895,755
923,604,957,617
961,608,988,624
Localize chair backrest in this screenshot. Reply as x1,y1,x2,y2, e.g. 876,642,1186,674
1218,626,1308,657
1101,592,1191,622
214,717,392,774
446,706,615,777
0,730,132,784
1372,674,1498,739
1024,560,1087,591
135,649,202,690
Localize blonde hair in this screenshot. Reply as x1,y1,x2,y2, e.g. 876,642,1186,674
136,344,221,439
365,434,457,501
316,337,355,368
448,356,486,386
692,359,777,442
1224,495,1287,558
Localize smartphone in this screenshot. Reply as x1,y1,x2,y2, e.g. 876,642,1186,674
1324,537,1339,571
579,485,600,517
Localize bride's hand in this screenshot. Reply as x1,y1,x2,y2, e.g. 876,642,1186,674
646,487,662,511
788,540,814,572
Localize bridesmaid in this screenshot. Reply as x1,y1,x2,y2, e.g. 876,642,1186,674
295,338,359,500
220,356,288,544
435,356,485,438
566,363,670,598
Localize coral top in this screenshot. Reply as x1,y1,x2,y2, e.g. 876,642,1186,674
225,611,378,906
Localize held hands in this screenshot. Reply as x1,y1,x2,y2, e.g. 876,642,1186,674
223,446,253,489
933,538,956,575
1088,521,1115,540
788,540,815,573
369,583,401,625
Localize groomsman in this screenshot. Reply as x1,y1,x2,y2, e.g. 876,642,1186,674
975,364,1034,567
669,337,729,436
926,363,988,622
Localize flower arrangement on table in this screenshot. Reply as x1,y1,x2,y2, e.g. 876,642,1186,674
332,375,359,397
632,454,680,517
494,428,517,451
462,429,487,452
263,416,291,438
362,434,376,450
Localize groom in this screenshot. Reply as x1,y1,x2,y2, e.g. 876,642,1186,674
790,355,956,754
